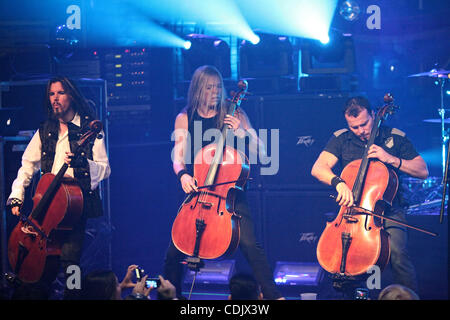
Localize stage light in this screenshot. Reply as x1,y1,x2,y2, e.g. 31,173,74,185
299,30,356,92
50,24,80,63
184,260,235,285
132,0,258,45
54,24,80,46
84,1,187,48
240,32,293,78
320,35,330,45
182,34,231,80
249,34,260,45
117,19,188,48
235,0,338,42
301,30,355,74
273,262,323,286
339,0,361,21
184,41,192,50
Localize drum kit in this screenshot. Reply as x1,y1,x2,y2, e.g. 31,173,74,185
406,68,449,216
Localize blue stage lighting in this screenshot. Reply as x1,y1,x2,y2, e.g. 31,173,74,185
301,30,355,75
240,32,293,78
320,35,330,45
83,1,187,48
184,41,192,50
249,34,260,45
339,0,361,21
183,34,231,79
50,24,81,63
236,0,338,42
132,0,258,45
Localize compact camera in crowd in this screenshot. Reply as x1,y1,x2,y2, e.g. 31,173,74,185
134,266,160,289
354,288,369,300
145,277,160,289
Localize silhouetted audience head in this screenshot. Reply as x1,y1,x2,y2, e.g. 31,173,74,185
228,272,262,300
10,282,50,300
80,270,121,300
378,284,420,300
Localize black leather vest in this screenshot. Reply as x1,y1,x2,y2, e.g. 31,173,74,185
39,115,103,218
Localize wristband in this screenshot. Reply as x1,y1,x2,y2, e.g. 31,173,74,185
9,198,23,208
331,176,346,189
177,169,189,181
397,158,402,170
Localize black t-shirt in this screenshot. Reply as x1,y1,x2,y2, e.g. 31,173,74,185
185,109,249,174
186,110,219,168
323,125,420,209
184,109,250,192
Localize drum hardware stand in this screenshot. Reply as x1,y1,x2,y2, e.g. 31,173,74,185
412,69,449,223
437,77,449,178
440,137,450,223
411,69,449,177
435,75,449,224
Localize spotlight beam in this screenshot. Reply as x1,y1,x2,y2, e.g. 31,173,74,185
85,0,188,48
236,0,338,42
128,0,259,43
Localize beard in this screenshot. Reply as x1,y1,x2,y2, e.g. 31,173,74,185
360,133,370,142
50,103,73,122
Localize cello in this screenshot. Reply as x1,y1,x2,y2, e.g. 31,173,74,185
8,120,103,283
316,94,399,278
171,81,250,261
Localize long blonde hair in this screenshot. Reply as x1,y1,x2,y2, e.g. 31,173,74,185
185,65,228,129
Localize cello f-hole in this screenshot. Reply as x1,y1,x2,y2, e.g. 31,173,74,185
364,214,372,231
190,194,200,210
334,209,347,227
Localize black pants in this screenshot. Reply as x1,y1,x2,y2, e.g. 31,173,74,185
384,208,418,293
163,191,282,299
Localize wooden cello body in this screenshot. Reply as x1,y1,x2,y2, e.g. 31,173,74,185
171,144,249,259
171,81,249,260
7,120,102,283
8,175,83,283
316,94,399,277
316,160,397,276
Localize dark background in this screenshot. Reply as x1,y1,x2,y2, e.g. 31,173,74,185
0,0,448,299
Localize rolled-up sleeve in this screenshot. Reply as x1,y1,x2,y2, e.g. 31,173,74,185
7,131,42,203
87,130,111,190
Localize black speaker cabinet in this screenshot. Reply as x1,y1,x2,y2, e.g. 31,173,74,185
0,78,107,134
262,190,337,265
0,136,34,283
244,93,352,190
406,214,448,299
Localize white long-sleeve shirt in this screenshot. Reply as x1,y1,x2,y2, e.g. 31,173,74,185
7,113,111,203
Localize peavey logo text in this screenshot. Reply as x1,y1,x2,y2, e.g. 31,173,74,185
297,136,315,147
299,232,318,244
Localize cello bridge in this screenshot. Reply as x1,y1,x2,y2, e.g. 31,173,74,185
343,214,359,223
198,200,213,208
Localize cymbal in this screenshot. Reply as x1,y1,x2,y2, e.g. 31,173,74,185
409,69,450,78
423,118,450,123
